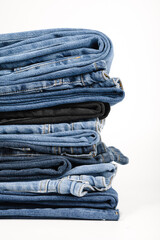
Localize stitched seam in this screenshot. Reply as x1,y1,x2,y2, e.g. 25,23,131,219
0,91,119,103
48,124,50,134
108,176,113,188
45,179,50,192
81,74,85,86
94,62,98,71
78,183,86,197
42,125,45,134
101,70,110,80
57,178,64,194
0,79,83,96
14,56,81,73
39,180,43,193
102,177,106,188
11,43,66,56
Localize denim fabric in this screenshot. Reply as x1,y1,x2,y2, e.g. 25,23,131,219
0,118,104,134
0,143,97,156
62,163,116,179
0,170,116,197
0,153,117,181
0,187,118,208
0,155,72,181
0,142,129,164
0,120,103,153
0,208,119,220
0,29,113,71
0,28,128,221
0,188,119,220
0,102,110,125
0,130,99,147
0,28,124,112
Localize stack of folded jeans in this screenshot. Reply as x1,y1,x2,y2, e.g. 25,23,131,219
0,28,128,220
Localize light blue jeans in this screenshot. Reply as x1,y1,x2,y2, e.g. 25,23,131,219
0,119,102,151
0,28,124,112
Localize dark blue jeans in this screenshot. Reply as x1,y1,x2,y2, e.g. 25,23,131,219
0,142,129,181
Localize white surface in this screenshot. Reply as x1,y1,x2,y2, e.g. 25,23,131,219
0,0,160,239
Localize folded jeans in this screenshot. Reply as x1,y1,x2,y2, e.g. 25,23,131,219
0,141,129,164
0,188,119,220
0,102,110,125
0,120,103,151
0,172,116,197
0,28,124,112
0,208,119,220
0,156,117,181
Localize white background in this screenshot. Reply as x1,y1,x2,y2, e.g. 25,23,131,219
0,0,160,239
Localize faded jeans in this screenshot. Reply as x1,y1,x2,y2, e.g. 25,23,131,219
0,28,124,112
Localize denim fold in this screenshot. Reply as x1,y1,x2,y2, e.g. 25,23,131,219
0,102,110,125
0,142,129,165
0,155,72,181
0,171,116,197
0,187,118,208
0,208,119,220
0,120,103,152
0,155,117,181
0,28,124,112
0,188,119,220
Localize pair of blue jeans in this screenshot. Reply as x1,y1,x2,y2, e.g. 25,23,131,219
0,145,128,181
0,119,102,149
0,119,105,158
0,159,119,219
0,163,117,197
0,28,124,112
0,188,119,220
